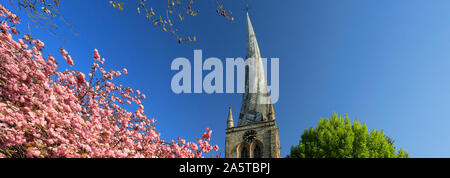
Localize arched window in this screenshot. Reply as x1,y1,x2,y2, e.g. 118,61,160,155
241,147,249,158
253,145,262,158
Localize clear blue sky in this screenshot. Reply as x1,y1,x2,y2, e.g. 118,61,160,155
5,0,450,157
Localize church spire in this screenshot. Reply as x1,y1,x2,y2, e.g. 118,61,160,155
224,11,281,158
227,107,234,128
238,12,274,126
245,12,261,60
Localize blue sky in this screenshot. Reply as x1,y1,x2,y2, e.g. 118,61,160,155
5,0,450,157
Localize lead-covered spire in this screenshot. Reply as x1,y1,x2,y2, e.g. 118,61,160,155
238,13,275,126
245,12,261,60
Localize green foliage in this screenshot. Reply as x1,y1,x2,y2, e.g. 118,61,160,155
287,113,409,158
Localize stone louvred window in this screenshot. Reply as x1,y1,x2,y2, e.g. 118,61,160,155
253,144,262,158
241,147,249,158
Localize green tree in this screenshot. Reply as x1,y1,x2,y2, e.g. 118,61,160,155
287,113,409,158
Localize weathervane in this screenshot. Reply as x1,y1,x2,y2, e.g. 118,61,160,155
244,3,251,13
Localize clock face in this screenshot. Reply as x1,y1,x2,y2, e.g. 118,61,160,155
243,130,257,143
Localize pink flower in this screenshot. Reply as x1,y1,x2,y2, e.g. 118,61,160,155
10,27,18,34
77,72,86,84
0,4,218,158
93,49,101,61
65,55,74,66
60,48,68,56
35,39,44,48
202,129,212,141
190,143,198,151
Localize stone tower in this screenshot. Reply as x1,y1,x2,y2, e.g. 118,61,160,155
225,12,281,158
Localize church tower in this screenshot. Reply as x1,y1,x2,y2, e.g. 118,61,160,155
225,12,281,158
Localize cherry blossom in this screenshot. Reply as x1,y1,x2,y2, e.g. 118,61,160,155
0,5,218,158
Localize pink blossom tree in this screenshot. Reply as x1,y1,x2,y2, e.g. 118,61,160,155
0,5,218,158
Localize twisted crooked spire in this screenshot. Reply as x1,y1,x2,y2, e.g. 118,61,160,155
237,12,275,126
